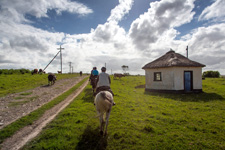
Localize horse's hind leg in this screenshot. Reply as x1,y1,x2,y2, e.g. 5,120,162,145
99,113,104,135
92,85,95,95
104,109,111,135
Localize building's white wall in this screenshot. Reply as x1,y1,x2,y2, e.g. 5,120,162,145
173,67,183,90
145,67,203,90
145,68,175,90
192,67,203,89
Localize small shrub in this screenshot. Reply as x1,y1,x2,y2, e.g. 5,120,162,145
202,71,220,78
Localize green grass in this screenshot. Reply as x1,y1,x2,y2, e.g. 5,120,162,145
9,96,40,107
20,92,33,96
0,77,88,144
28,96,39,101
8,101,29,107
9,93,38,107
0,73,80,97
23,76,225,150
14,96,24,100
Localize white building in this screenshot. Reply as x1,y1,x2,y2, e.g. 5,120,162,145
142,50,205,93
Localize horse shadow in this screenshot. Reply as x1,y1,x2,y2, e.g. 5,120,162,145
75,125,108,150
41,84,51,88
82,88,95,103
144,91,225,102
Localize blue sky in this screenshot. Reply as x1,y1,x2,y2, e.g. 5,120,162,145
26,0,118,34
0,0,225,75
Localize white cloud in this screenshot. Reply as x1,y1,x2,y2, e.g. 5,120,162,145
92,22,127,45
0,22,64,52
91,0,134,51
0,0,93,23
182,23,225,73
107,0,134,23
187,24,225,57
129,0,195,50
199,0,225,22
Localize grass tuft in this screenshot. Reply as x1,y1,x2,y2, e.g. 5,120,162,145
20,92,33,96
143,124,155,133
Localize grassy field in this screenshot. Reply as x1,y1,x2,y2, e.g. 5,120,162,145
0,73,81,97
22,76,225,150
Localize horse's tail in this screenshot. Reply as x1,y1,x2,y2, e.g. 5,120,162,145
94,92,113,118
100,92,113,104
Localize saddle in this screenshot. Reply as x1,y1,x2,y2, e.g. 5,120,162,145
95,86,114,96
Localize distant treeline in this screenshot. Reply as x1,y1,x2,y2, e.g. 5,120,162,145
202,71,220,78
0,69,31,75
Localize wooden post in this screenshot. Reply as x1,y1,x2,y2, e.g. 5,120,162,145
68,62,72,73
57,45,64,73
186,46,188,58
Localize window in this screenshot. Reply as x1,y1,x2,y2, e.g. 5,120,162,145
154,72,162,81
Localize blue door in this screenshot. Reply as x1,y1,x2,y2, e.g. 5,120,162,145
184,71,192,91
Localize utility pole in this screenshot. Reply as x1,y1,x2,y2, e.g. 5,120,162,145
57,45,64,73
186,46,188,58
68,62,72,73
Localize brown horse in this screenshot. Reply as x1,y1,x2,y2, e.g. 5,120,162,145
90,75,98,94
48,73,57,85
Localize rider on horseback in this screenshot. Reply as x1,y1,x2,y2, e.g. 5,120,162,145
90,67,99,83
89,67,99,92
94,67,115,106
92,67,99,76
96,67,114,95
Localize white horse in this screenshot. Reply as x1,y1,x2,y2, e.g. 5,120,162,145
94,91,115,135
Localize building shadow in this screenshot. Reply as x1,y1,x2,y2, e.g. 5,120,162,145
144,91,225,102
75,125,108,150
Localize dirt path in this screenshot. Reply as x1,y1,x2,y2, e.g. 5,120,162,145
1,80,89,150
0,75,87,129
